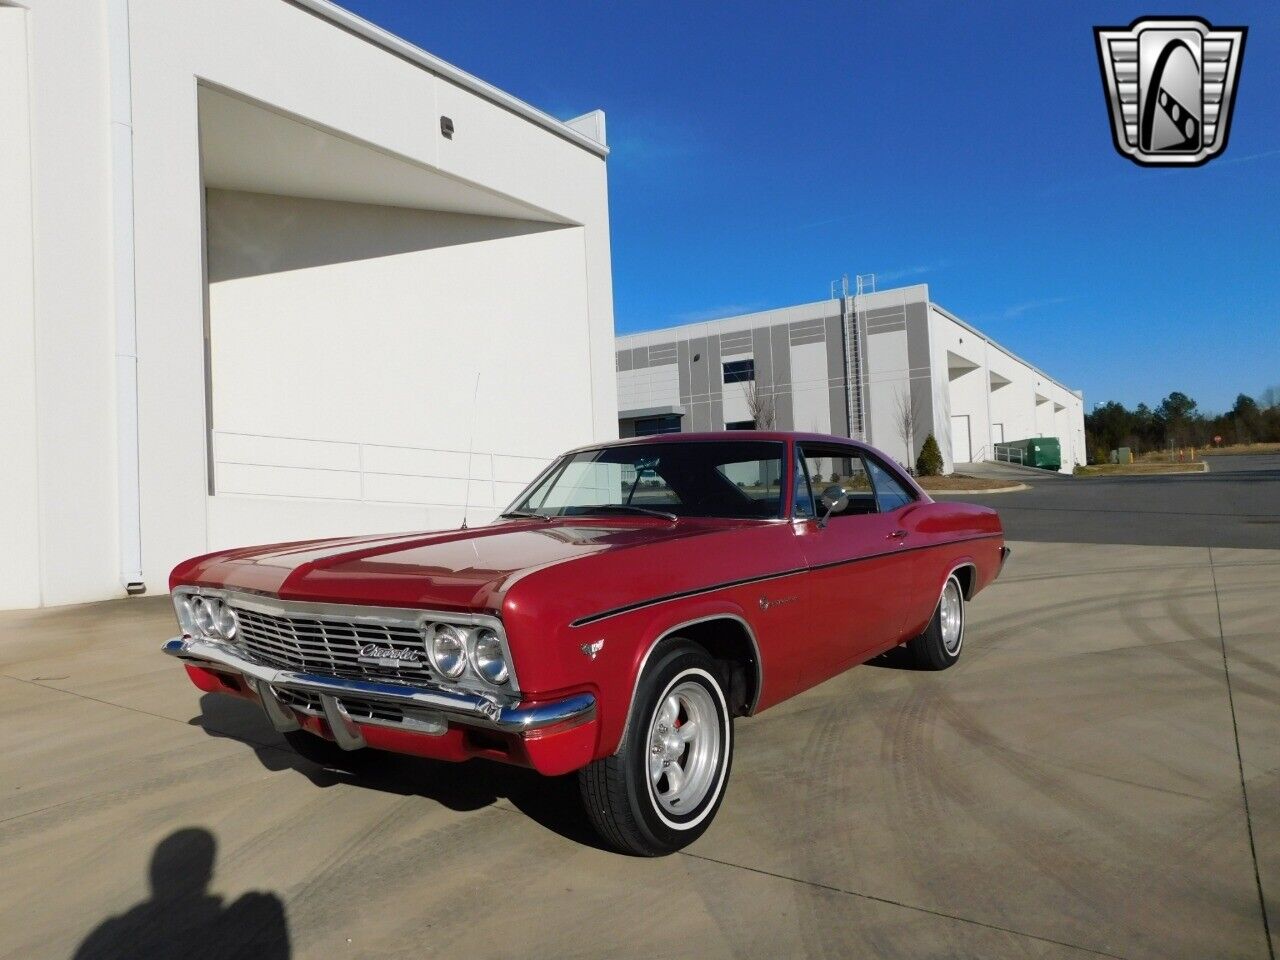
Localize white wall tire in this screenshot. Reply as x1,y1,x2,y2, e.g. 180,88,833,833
579,643,733,855
907,573,965,670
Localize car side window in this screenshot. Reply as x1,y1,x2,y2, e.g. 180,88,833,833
798,445,876,518
865,455,916,512
792,449,815,518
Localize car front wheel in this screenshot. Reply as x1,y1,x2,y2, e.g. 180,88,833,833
907,573,965,670
579,643,733,856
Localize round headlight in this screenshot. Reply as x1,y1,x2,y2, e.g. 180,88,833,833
426,624,467,679
175,594,196,633
191,597,215,635
212,603,237,640
469,629,509,685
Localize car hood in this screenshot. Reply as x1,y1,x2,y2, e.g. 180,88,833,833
171,520,720,613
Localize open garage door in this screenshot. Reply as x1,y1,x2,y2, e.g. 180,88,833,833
199,86,591,547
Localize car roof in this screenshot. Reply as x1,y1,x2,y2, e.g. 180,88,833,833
543,431,931,505
563,431,870,455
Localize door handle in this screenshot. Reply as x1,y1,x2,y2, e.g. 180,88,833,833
888,529,909,539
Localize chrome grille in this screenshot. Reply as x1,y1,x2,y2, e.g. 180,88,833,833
231,606,433,685
275,688,405,725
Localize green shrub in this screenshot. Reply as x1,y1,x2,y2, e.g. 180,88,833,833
916,433,944,476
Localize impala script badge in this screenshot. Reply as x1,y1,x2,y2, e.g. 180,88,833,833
357,643,422,667
1094,17,1246,167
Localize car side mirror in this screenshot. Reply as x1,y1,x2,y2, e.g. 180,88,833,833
818,485,848,528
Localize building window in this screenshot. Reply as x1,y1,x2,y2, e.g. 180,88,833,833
725,420,756,431
722,359,755,383
633,415,681,436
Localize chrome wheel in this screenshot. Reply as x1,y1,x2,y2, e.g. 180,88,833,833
940,577,964,655
647,680,721,816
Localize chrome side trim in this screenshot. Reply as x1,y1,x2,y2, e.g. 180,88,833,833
164,637,594,735
570,534,1004,626
617,613,764,750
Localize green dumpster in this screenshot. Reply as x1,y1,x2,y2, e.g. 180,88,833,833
994,437,1061,471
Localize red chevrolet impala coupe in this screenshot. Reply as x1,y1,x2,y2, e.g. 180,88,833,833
165,432,1007,855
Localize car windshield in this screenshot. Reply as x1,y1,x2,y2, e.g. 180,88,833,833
508,440,787,520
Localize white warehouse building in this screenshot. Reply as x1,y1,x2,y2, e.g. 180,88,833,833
616,283,1086,475
1,0,617,610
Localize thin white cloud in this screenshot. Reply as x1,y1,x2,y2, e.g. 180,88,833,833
874,262,948,283
1002,296,1074,319
1215,147,1280,166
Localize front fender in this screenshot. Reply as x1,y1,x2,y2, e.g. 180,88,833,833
577,595,762,759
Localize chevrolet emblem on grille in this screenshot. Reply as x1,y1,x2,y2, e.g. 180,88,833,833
357,643,423,667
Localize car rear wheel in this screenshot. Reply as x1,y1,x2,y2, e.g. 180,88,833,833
907,573,965,670
579,643,733,856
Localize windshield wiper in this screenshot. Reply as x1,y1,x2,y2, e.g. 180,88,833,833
498,510,552,522
577,504,679,523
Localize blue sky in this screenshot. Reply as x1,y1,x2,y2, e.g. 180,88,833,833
342,1,1278,413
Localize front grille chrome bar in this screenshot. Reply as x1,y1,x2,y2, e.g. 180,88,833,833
164,636,595,735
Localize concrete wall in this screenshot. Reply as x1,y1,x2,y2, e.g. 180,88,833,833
928,305,1086,473
615,284,1085,475
857,285,933,469
616,301,844,436
0,8,44,608
4,0,614,609
2,2,120,607
205,190,592,544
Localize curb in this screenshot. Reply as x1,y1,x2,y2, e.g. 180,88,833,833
1076,462,1209,477
927,483,1030,495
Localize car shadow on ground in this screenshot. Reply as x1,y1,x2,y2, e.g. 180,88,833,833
863,645,922,670
190,693,607,850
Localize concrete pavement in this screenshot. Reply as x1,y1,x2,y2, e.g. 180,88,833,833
1,541,1275,959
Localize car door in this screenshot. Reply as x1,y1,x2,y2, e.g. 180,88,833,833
860,451,926,643
792,443,916,680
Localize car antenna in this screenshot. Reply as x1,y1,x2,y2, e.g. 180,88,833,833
461,371,481,530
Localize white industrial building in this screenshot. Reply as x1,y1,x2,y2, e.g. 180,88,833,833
616,283,1086,475
1,0,616,609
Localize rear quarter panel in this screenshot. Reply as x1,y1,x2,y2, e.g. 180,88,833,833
900,501,1004,639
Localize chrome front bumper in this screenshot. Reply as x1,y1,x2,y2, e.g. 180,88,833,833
164,636,596,748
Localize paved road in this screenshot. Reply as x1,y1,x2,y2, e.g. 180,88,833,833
1,540,1276,960
956,455,1280,549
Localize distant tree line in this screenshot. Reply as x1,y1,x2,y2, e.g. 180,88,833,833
1085,386,1280,461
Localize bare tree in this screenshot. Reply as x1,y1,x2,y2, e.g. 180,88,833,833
744,378,776,430
895,387,917,469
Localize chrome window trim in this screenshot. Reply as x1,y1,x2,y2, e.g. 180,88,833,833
171,586,520,695
616,613,764,750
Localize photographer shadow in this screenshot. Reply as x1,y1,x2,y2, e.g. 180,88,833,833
72,827,289,960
